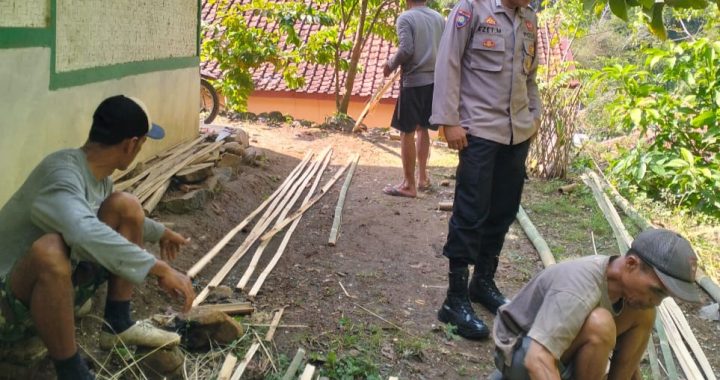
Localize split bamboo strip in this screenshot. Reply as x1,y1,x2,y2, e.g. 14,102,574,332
260,154,358,242
582,171,632,253
218,353,238,380
516,206,556,267
655,316,679,379
645,334,662,380
264,307,285,342
663,299,716,380
353,70,401,133
142,180,171,214
299,364,316,380
111,161,139,182
328,154,360,246
187,152,313,278
135,141,224,202
193,302,255,315
236,148,331,290
248,151,335,297
230,342,260,380
281,348,306,380
176,162,215,177
114,136,205,191
193,153,321,306
657,304,704,380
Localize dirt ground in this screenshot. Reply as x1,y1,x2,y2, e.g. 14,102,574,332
35,119,719,379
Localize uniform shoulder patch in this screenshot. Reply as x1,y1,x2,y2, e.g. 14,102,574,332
484,16,497,26
525,20,534,32
455,9,471,29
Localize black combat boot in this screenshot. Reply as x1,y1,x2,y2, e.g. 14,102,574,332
469,259,509,314
437,267,490,340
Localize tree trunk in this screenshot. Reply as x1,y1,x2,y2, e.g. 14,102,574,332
338,0,369,115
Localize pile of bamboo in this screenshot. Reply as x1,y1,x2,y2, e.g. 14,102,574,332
188,148,360,306
111,136,225,214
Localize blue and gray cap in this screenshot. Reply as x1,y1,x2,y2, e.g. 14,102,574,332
89,95,165,145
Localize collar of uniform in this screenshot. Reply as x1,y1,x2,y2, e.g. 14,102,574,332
494,0,506,13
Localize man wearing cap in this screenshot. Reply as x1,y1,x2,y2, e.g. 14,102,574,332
491,229,702,379
0,95,196,380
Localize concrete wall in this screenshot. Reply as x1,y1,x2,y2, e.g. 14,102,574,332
0,0,49,27
0,0,199,205
248,91,396,129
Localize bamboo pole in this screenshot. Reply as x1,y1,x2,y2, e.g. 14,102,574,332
352,70,400,133
663,298,716,380
657,304,704,380
236,148,331,290
582,171,632,253
218,353,238,380
259,154,358,242
193,152,321,306
231,342,260,380
142,180,171,214
281,348,306,380
328,154,360,246
264,307,285,342
192,302,255,315
186,152,313,278
248,151,335,297
516,206,556,267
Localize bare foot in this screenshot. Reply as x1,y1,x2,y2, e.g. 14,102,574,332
382,183,416,198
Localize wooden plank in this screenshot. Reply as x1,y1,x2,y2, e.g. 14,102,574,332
176,162,215,177
663,298,717,380
230,342,260,380
218,353,238,380
142,180,171,215
328,154,360,246
259,154,358,242
248,152,338,297
264,307,285,342
516,206,556,267
186,152,312,278
299,364,316,380
236,148,331,290
281,348,306,380
193,152,320,306
193,302,254,315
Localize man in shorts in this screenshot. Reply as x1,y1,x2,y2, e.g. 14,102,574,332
382,0,444,198
0,95,196,379
492,229,702,379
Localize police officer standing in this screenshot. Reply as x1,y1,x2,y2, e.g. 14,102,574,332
430,0,541,339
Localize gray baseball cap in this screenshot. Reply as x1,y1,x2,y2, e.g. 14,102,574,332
631,228,701,303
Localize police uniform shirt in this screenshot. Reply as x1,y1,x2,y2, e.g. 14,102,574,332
430,0,542,145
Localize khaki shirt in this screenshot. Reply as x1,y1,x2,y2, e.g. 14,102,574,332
430,0,541,145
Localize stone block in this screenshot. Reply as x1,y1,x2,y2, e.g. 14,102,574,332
160,188,212,214
179,309,244,350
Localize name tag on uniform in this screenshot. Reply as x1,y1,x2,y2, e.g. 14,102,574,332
478,25,502,34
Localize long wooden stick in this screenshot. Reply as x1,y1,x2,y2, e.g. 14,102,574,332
248,151,334,296
218,353,238,380
264,307,285,342
582,171,632,253
260,154,358,242
142,180,171,214
192,302,255,315
281,348,306,380
187,152,312,278
328,154,360,246
236,148,331,290
663,298,716,380
516,206,556,267
193,152,321,306
353,70,400,132
230,342,260,380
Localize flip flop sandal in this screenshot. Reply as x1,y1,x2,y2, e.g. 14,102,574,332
382,185,416,198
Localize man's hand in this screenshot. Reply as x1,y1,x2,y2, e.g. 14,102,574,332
159,228,190,261
383,64,393,78
151,261,196,313
442,125,468,151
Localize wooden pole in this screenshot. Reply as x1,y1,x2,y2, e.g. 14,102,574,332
352,70,400,133
260,154,358,242
218,353,238,380
582,171,632,253
328,154,360,246
230,342,260,380
192,302,255,315
236,148,331,290
516,206,556,267
142,180,171,214
248,151,335,297
193,151,321,306
187,152,313,278
281,348,306,380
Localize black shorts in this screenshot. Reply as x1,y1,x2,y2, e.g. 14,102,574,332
391,83,438,133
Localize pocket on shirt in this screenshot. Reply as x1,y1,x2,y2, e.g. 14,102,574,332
522,39,536,76
470,36,505,72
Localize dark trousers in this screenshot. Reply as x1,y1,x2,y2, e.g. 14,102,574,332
443,135,530,275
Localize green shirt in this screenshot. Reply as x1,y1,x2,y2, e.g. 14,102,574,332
0,149,164,284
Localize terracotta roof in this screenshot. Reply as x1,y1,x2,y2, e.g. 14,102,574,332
200,1,572,99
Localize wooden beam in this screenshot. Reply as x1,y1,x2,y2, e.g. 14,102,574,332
186,152,313,278
218,353,238,380
328,154,360,246
237,148,331,290
264,307,285,342
259,154,358,242
231,342,260,380
281,348,306,380
516,206,556,267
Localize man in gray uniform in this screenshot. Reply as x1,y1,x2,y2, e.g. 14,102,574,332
492,229,701,379
0,96,196,380
430,0,541,339
382,0,444,198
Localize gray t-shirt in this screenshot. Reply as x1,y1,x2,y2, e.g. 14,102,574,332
386,6,445,88
0,149,164,284
493,255,624,363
